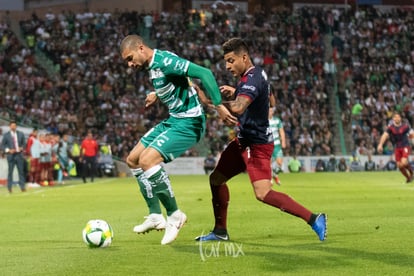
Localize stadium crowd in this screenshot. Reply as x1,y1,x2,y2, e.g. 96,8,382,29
334,6,414,156
1,4,414,165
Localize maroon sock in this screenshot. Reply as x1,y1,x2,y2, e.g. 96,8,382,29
399,167,410,179
263,190,313,223
406,164,413,177
211,184,229,231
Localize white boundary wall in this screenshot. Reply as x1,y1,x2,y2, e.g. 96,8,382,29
0,155,405,181
160,155,403,174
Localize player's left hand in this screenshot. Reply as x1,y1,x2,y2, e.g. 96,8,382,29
145,92,158,107
219,85,236,100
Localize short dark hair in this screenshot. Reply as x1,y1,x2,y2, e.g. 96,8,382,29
120,34,145,52
222,37,249,55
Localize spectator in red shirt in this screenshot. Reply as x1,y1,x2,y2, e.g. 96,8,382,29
80,131,99,183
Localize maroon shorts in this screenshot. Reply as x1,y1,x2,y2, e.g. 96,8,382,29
40,162,52,170
30,158,40,172
395,147,411,162
215,138,274,182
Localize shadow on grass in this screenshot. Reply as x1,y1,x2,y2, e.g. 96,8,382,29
170,236,414,274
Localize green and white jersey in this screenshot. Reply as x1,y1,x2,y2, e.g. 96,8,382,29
148,49,204,118
269,116,283,146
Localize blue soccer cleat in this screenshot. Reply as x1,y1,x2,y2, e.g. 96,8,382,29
311,213,327,241
195,231,229,242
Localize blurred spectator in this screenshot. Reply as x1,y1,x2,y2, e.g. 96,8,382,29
338,157,348,172
364,154,376,171
349,154,363,172
326,155,337,172
1,121,26,193
382,141,394,155
203,152,216,175
80,130,99,183
384,156,397,171
39,133,54,186
351,101,363,129
55,133,70,184
315,158,326,172
143,13,154,38
28,130,41,185
377,159,386,171
288,155,302,173
26,128,39,184
70,138,81,176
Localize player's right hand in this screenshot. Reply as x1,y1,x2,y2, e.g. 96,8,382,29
377,145,383,153
216,104,237,126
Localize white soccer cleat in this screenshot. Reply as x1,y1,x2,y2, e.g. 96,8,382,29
133,214,166,234
161,210,187,245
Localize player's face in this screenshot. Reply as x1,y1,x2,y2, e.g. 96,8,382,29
268,107,273,119
121,44,146,70
224,51,248,77
393,114,401,125
9,123,17,132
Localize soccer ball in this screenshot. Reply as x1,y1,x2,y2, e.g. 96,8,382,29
82,219,114,248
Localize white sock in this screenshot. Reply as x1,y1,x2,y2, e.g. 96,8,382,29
131,168,144,177
144,165,162,179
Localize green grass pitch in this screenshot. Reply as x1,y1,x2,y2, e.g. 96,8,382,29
1,171,414,275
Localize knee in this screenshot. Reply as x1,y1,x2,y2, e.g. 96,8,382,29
255,193,267,202
253,185,272,201
138,158,153,171
126,155,137,168
209,171,226,187
209,173,218,186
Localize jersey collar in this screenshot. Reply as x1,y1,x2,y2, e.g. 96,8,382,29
243,66,255,77
148,49,157,68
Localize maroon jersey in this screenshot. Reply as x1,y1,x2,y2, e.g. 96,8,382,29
235,66,273,145
386,123,411,148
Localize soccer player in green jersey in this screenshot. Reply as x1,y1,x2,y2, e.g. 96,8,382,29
268,106,286,185
120,34,237,245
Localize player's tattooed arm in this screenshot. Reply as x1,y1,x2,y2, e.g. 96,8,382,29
223,96,251,116
219,84,251,116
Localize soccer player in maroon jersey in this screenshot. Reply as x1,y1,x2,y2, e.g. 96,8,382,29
377,112,414,183
195,37,327,242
